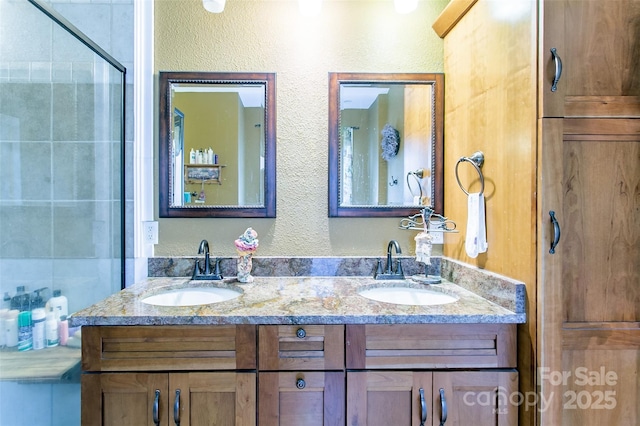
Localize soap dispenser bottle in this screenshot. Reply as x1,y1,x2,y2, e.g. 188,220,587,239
11,286,30,312
46,290,68,321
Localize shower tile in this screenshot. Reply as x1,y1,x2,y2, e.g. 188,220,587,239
8,62,30,81
52,25,94,63
51,3,111,54
0,83,53,141
52,83,78,141
52,62,72,82
0,1,53,63
0,205,53,258
0,114,20,141
111,4,134,62
53,202,95,257
93,142,115,201
52,142,96,201
0,65,9,80
30,62,52,81
72,62,94,84
76,83,97,141
0,142,52,201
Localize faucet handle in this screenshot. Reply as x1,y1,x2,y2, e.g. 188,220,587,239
395,260,404,277
213,258,222,276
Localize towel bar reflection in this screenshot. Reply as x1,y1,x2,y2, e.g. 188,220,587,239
455,151,485,196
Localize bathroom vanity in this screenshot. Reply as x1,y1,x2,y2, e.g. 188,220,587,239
73,262,525,426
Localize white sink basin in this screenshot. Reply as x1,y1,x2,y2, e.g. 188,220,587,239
141,287,242,307
358,286,458,306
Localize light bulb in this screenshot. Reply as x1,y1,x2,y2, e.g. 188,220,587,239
203,0,226,13
395,0,418,14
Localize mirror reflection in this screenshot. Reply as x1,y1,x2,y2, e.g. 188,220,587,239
159,72,276,218
328,73,444,217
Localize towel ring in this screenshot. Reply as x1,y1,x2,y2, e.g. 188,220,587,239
406,168,424,199
455,151,485,196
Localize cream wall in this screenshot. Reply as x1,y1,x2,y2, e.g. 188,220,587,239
154,0,448,256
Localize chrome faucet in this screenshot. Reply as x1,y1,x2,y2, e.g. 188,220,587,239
192,239,223,280
374,240,405,280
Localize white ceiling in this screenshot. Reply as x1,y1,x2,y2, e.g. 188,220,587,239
340,86,390,109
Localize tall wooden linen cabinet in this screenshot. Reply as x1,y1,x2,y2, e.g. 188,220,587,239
433,1,640,425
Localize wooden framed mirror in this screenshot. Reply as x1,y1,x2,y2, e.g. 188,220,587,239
159,71,276,218
328,72,444,217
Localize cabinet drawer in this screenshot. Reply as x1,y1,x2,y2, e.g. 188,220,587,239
82,325,256,372
258,325,344,370
346,324,516,369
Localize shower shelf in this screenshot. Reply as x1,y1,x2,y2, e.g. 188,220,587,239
184,164,226,185
0,346,80,382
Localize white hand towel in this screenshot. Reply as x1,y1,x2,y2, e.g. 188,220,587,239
465,192,488,258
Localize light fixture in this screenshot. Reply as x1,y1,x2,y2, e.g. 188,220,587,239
203,0,226,13
394,0,418,14
299,0,322,17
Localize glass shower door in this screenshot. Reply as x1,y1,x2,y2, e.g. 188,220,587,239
0,0,125,424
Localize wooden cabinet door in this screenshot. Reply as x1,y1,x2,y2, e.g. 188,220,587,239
82,373,169,426
433,371,517,426
540,0,640,117
170,372,256,426
347,371,432,426
258,371,345,426
539,118,640,425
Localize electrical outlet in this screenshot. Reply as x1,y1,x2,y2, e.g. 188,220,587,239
428,228,444,244
143,221,158,244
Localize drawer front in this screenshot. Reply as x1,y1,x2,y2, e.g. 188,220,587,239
82,325,256,372
346,324,516,369
258,325,345,371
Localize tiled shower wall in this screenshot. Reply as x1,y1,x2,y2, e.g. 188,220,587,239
0,0,133,424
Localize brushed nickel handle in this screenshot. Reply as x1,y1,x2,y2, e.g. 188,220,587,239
439,388,448,426
153,389,160,426
174,389,181,426
296,378,306,389
419,388,427,426
296,328,306,339
550,48,563,92
549,211,561,254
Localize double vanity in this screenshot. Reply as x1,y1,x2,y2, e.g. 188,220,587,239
72,257,524,426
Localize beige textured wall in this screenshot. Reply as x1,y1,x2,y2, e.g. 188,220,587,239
155,0,447,256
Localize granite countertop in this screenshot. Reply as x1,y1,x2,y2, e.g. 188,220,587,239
70,274,526,326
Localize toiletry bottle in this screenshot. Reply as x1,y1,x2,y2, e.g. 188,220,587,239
4,310,18,348
58,315,69,346
46,289,68,321
45,312,58,347
190,148,196,164
31,287,48,310
31,308,46,350
17,310,32,351
207,147,214,164
11,286,30,312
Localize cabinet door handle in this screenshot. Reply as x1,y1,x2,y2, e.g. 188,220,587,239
550,48,563,92
419,388,427,426
174,389,181,426
439,388,448,426
296,378,306,389
296,327,306,339
153,389,160,426
549,210,561,254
